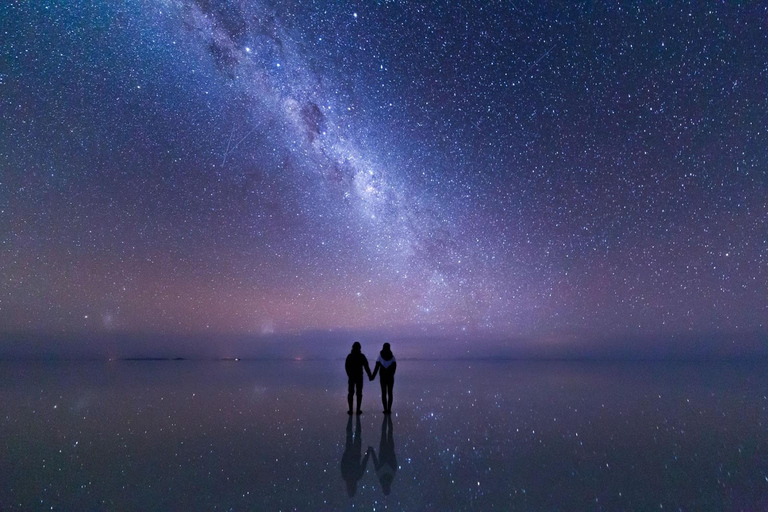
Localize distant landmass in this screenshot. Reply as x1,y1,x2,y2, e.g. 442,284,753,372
119,357,186,361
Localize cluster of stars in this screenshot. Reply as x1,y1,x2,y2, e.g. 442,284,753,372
0,1,765,352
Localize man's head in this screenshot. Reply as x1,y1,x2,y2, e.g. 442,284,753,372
351,341,361,353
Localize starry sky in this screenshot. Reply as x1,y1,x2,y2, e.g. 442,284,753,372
1,1,766,355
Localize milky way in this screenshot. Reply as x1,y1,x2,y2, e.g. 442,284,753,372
1,1,766,348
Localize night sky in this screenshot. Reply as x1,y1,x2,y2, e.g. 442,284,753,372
1,1,766,354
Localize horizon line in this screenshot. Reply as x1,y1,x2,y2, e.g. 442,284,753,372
2,355,768,363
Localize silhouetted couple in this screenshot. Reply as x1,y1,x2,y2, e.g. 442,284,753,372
340,414,398,496
345,342,397,415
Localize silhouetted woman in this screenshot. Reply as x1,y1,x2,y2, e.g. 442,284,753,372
369,415,397,495
370,343,396,414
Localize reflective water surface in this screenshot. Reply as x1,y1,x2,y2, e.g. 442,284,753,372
1,360,767,510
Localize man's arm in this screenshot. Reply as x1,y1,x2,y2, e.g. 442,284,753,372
361,447,371,471
363,357,373,379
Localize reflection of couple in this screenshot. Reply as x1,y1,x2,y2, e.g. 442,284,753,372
345,342,397,415
340,414,398,496
370,415,398,495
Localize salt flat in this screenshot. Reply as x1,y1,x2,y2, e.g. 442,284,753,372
1,360,766,510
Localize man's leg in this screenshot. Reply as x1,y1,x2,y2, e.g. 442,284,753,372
356,379,363,413
347,380,354,414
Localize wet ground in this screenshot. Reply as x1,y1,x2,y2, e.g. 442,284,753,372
1,360,767,510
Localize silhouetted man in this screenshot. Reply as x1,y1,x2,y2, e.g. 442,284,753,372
345,341,372,415
340,415,370,497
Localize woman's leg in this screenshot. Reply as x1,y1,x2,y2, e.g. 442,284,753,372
380,380,387,412
386,380,394,412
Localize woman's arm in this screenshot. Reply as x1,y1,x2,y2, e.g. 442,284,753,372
368,446,379,468
390,361,396,376
370,362,380,380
